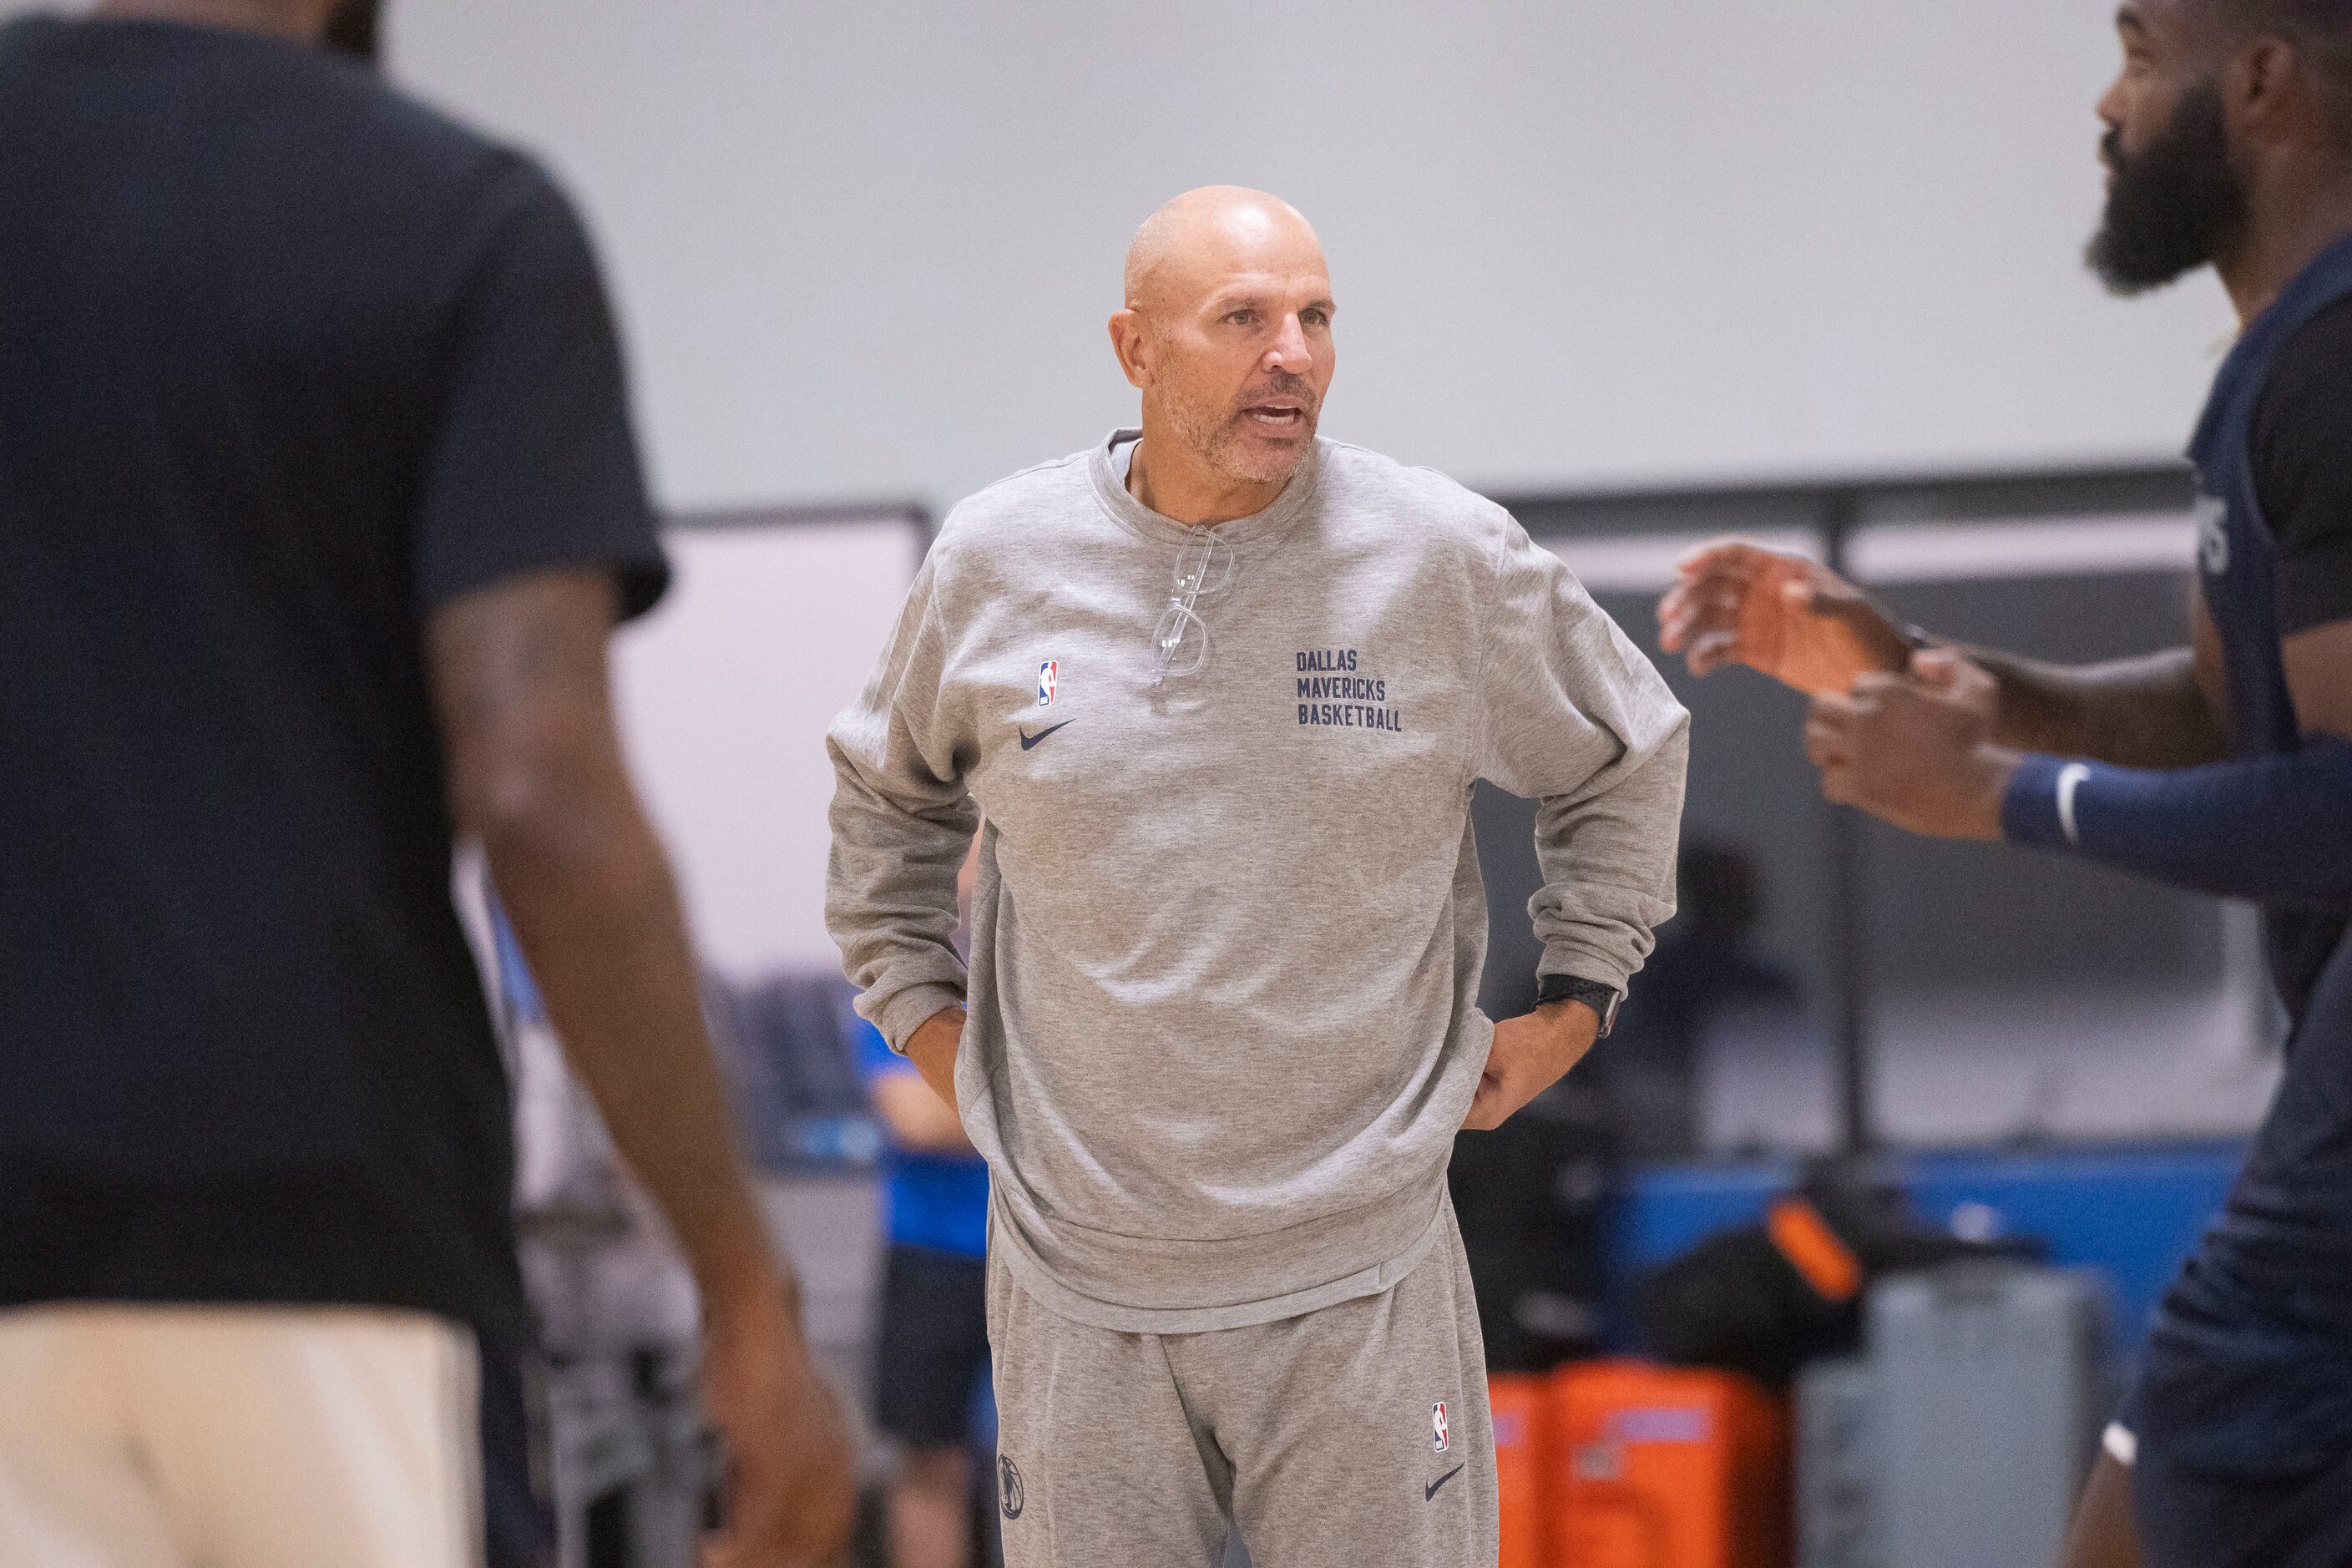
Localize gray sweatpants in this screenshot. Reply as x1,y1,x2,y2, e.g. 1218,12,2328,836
985,1201,1497,1568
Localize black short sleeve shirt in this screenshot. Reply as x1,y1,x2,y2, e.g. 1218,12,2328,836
2253,295,2352,637
0,16,666,1343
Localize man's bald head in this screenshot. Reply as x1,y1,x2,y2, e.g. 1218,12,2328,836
1124,187,1324,314
1108,187,1337,500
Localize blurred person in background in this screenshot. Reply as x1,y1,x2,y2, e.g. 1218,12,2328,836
1597,840,1803,1160
828,185,1687,1566
857,837,993,1568
1660,3,2352,1562
0,3,851,1565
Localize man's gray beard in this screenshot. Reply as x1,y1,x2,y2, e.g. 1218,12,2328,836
1164,394,1313,487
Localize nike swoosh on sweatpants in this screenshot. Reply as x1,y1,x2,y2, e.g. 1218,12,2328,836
1424,1464,1464,1502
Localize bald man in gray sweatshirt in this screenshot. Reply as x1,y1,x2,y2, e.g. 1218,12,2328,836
827,187,1687,1567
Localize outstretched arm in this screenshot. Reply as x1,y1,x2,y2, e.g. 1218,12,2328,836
1998,619,2352,904
1962,593,2229,767
1803,620,2352,907
429,567,853,1568
1660,539,2229,766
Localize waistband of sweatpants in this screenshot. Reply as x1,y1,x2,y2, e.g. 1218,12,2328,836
984,1171,1453,1334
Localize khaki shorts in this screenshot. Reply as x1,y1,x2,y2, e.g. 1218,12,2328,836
0,1304,485,1568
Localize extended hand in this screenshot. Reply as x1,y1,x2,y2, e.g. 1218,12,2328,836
1804,649,2018,840
698,1279,857,1568
1659,540,1910,696
1464,1001,1603,1130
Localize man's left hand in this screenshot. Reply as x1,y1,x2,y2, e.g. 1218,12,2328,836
1804,648,2019,840
1464,1000,1602,1130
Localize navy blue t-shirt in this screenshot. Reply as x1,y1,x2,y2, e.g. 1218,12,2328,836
2135,234,2352,1477
0,17,665,1347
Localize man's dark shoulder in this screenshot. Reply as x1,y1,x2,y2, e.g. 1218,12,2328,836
309,51,544,203
2250,291,2352,635
239,32,556,230
0,15,552,230
2258,292,2352,439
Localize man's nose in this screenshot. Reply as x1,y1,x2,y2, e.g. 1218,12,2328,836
1263,314,1313,375
2094,77,2126,138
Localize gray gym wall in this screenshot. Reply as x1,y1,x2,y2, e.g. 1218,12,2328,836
5,1,2226,511
352,0,2222,514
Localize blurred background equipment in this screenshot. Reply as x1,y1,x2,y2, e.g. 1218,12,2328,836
1599,842,1808,1163
1866,1263,2110,1568
477,880,710,1568
484,885,1004,1568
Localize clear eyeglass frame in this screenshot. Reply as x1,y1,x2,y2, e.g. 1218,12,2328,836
1151,535,1236,687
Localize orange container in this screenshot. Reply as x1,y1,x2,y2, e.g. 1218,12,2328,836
1490,1373,1556,1568
1547,1359,1790,1568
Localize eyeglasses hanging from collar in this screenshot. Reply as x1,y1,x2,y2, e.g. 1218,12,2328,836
1150,534,1237,687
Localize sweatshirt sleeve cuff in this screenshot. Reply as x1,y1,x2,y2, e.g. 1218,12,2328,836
2001,752,2073,850
867,980,969,1055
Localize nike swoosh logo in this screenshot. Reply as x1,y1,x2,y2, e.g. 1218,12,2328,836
1424,1464,1464,1502
1019,721,1074,751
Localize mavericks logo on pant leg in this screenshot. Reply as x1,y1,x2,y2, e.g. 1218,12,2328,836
999,1454,1025,1520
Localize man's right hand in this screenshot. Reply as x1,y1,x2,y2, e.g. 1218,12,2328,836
904,1004,967,1116
699,1275,857,1568
1658,539,1910,696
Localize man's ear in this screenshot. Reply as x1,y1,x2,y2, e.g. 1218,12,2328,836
2228,35,2302,134
1108,309,1151,392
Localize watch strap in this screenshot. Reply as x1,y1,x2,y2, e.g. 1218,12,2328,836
1536,974,1621,1036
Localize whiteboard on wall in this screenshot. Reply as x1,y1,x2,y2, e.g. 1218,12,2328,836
612,508,928,979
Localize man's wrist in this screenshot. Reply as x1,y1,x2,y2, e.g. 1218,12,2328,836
1535,974,1619,1035
1968,744,2026,841
906,1004,964,1053
701,1252,808,1338
1999,751,2072,847
879,984,968,1056
1846,594,1922,675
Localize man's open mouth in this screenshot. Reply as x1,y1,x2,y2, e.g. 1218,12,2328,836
1242,401,1307,429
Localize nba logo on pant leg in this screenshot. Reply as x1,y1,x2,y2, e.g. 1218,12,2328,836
1433,1402,1449,1454
1037,660,1058,706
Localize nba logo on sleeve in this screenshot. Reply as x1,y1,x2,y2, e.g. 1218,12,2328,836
1037,660,1058,706
1432,1402,1449,1454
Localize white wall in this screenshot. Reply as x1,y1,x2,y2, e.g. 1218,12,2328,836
611,517,925,975
3,3,2233,510
370,0,2235,513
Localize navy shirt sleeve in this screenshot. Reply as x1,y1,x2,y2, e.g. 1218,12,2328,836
2251,296,2352,637
2003,742,2352,908
414,161,668,620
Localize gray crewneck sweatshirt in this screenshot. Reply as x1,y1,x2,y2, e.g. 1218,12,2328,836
827,430,1687,1332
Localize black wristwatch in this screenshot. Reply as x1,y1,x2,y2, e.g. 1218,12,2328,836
1536,974,1621,1036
